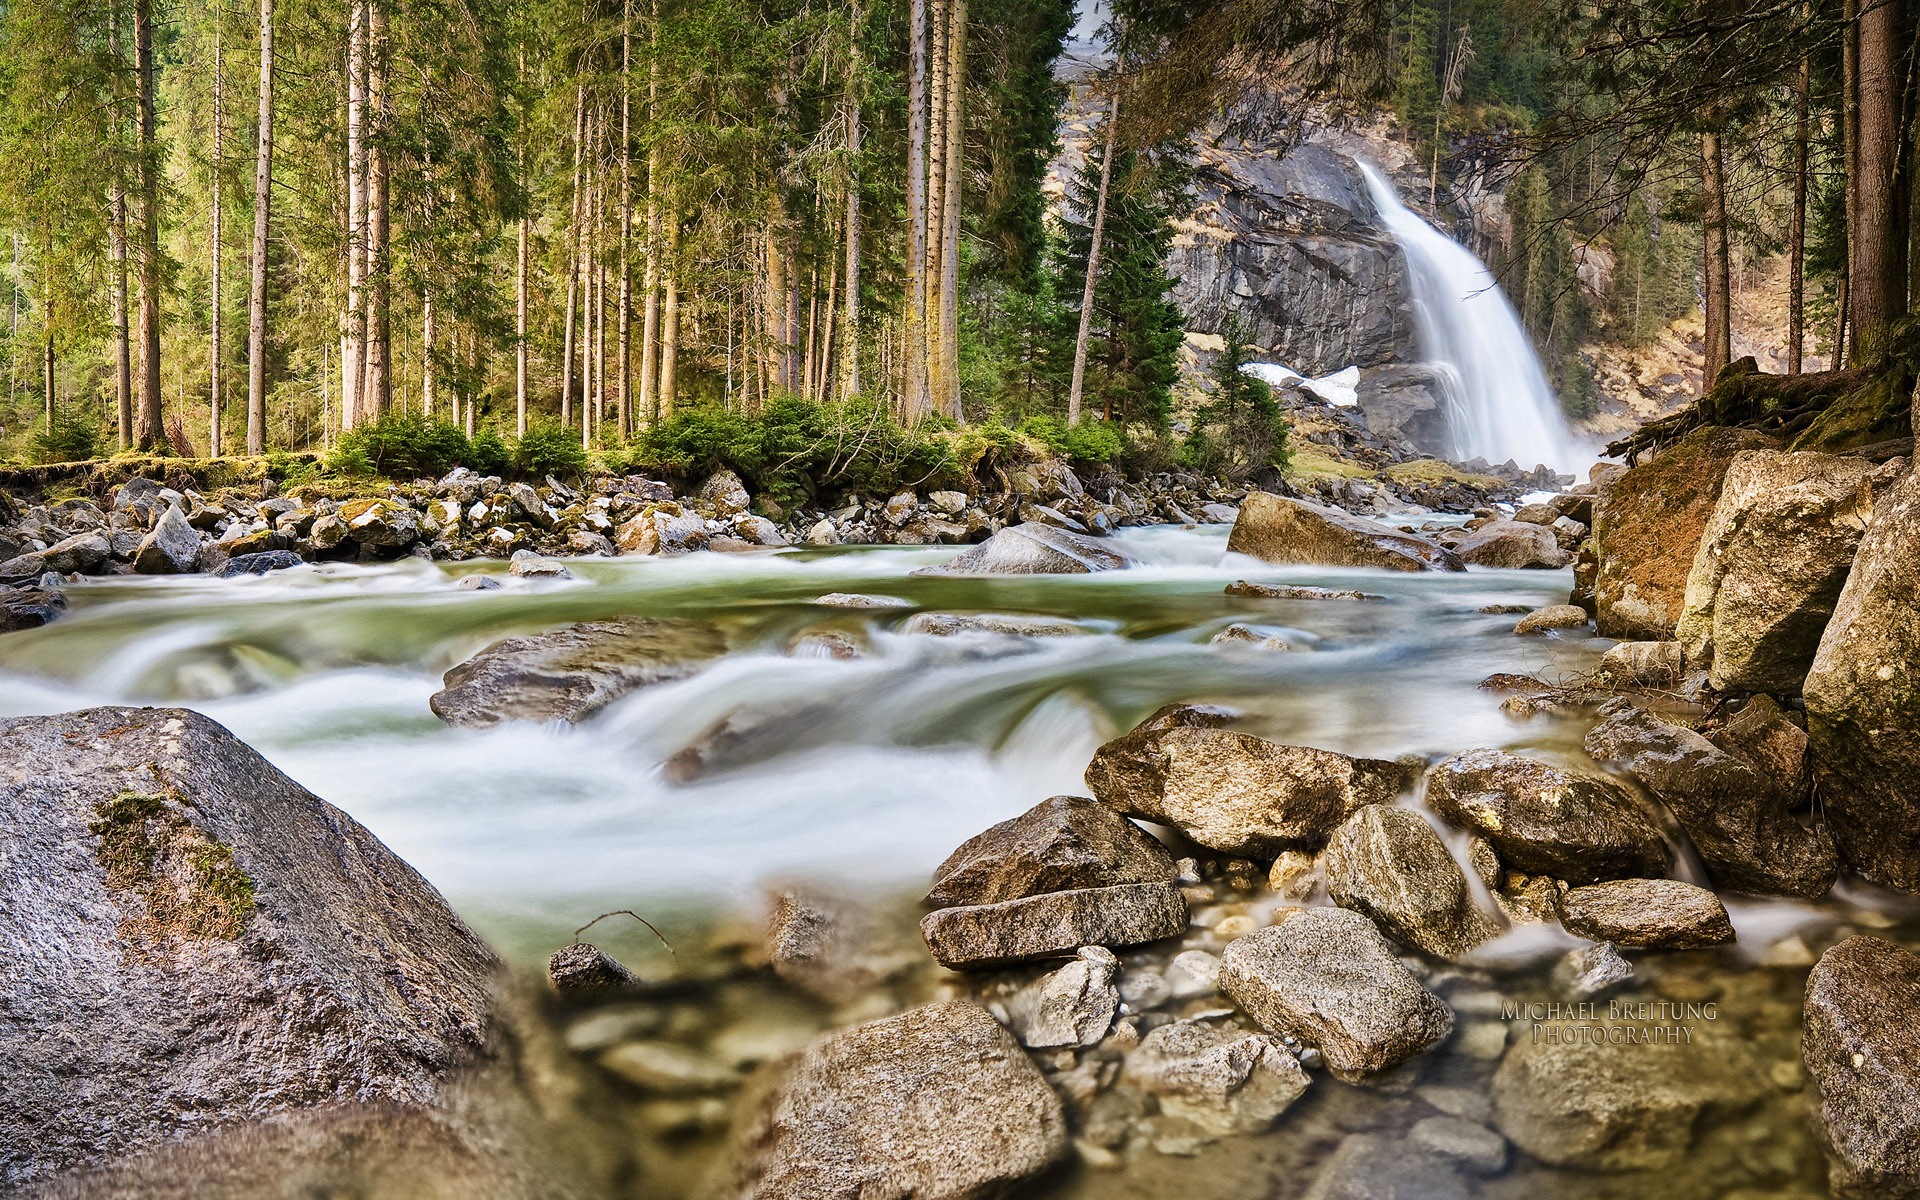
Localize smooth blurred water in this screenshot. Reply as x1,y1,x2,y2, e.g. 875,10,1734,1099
0,525,1604,945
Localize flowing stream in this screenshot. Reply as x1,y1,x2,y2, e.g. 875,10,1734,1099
3,526,1913,1196
1358,163,1579,473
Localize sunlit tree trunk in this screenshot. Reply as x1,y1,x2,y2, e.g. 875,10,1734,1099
1067,86,1120,426
617,2,633,437
659,204,680,419
341,0,366,431
246,0,276,452
937,0,965,419
639,11,662,424
1848,0,1911,363
902,0,930,416
110,184,132,449
362,0,392,417
134,0,164,450
1789,41,1809,374
925,0,948,413
210,13,225,455
561,81,585,425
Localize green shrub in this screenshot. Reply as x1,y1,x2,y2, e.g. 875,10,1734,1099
467,428,511,476
514,419,589,479
1015,414,1124,469
31,408,101,464
329,411,471,479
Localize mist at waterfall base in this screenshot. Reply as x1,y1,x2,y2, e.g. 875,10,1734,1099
1347,162,1583,474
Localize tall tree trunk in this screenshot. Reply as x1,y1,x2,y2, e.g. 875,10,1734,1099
925,0,949,412
561,81,586,426
1701,130,1733,389
134,0,164,450
902,0,930,416
1789,41,1809,374
766,194,791,395
937,0,965,419
841,3,862,401
422,286,435,416
516,46,529,436
247,0,276,453
1067,87,1120,426
211,13,225,456
617,2,633,437
41,268,52,429
659,204,680,419
1848,0,1912,362
110,184,132,449
341,0,366,431
639,11,661,424
363,0,392,417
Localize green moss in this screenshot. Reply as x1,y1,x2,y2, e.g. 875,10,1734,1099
1283,448,1374,481
1383,459,1507,489
1790,370,1913,453
89,788,255,946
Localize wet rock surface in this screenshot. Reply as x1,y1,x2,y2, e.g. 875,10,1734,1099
429,617,726,728
1453,518,1570,568
920,880,1189,969
1557,878,1734,949
1322,804,1498,958
1584,698,1837,897
718,1001,1067,1200
1802,936,1920,1198
1219,908,1453,1081
0,707,498,1188
1226,491,1466,572
1425,749,1670,884
914,521,1136,575
924,794,1177,908
1123,1020,1311,1135
1085,722,1404,857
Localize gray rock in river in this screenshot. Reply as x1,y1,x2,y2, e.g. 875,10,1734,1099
132,503,201,574
1557,878,1734,949
912,521,1137,575
899,611,1087,638
0,584,65,631
1006,945,1120,1049
211,549,304,578
1802,463,1920,893
1226,491,1465,572
1452,518,1571,569
1802,935,1920,1199
925,794,1177,908
429,617,726,728
545,941,640,996
920,880,1188,969
1584,698,1836,897
0,707,498,1189
1085,722,1405,857
1491,1014,1756,1171
1425,748,1671,884
1219,908,1453,1082
1225,579,1383,601
1304,1133,1468,1200
718,1001,1066,1200
1122,1019,1310,1135
765,885,920,1007
1323,804,1498,958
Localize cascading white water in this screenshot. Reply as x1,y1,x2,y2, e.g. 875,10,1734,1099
1356,162,1575,472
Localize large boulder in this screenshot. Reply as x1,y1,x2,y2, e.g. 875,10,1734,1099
1225,491,1465,572
1802,464,1920,891
0,585,66,632
1122,1020,1311,1135
1803,936,1920,1198
1085,723,1404,857
1322,805,1498,958
0,707,497,1189
1590,426,1775,639
1491,1016,1755,1171
913,522,1136,575
429,617,725,728
1425,749,1670,884
132,504,202,574
1219,908,1453,1082
920,881,1187,969
1453,519,1571,569
1675,450,1895,694
338,498,422,549
718,1002,1066,1200
924,794,1176,908
1583,699,1836,897
1557,878,1734,949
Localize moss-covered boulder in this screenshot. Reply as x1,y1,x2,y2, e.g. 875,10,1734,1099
0,707,499,1188
429,617,727,728
1590,426,1776,640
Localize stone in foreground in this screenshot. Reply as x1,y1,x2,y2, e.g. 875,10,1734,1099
1453,519,1570,569
1226,490,1466,572
0,707,497,1188
1803,464,1920,892
924,794,1176,908
914,521,1136,575
920,880,1188,969
1123,1020,1310,1135
1802,936,1920,1199
132,503,201,574
1513,604,1590,634
1584,699,1836,897
546,942,639,996
718,1001,1066,1200
429,616,725,727
1219,908,1453,1082
1558,878,1734,949
1425,749,1670,884
1085,724,1404,857
1006,946,1120,1049
1323,804,1498,958
0,585,65,632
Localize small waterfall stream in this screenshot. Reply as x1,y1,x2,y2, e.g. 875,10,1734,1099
1356,162,1576,472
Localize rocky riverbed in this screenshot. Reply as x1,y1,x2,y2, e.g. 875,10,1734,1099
2,436,1916,1199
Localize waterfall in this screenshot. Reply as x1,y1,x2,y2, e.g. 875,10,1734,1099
1355,162,1575,472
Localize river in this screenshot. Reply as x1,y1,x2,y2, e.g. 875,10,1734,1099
3,523,1911,1197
